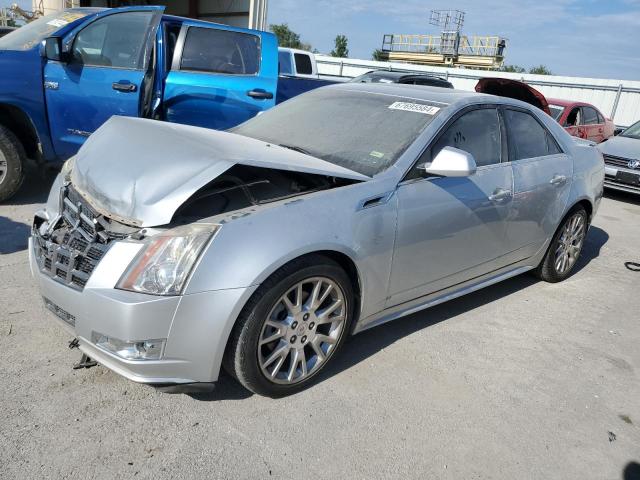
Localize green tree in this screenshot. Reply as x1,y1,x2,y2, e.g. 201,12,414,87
500,64,526,73
269,23,312,51
372,49,385,61
529,65,552,75
330,35,349,58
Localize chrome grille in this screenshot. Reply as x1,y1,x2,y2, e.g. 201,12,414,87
603,154,633,169
33,186,111,291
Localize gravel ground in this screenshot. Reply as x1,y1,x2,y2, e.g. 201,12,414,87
1,172,639,480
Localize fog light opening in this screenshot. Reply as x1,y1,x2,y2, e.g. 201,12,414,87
91,332,166,361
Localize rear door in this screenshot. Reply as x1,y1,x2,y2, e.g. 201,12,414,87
44,7,163,159
504,108,572,259
162,23,278,130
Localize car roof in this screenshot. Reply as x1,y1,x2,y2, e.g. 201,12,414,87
364,70,447,81
327,81,517,109
546,98,599,109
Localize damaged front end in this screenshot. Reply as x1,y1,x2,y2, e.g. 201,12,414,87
32,182,140,291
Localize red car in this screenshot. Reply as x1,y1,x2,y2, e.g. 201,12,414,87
476,78,615,143
547,99,615,143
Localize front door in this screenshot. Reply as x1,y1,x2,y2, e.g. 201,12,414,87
564,106,588,140
387,107,515,307
503,108,573,259
162,23,278,130
44,8,163,159
581,106,605,143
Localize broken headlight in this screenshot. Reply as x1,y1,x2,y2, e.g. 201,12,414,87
117,224,218,296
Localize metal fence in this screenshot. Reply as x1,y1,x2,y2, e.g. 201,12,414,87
315,55,640,128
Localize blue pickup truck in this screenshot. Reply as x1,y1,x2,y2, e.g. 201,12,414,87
0,7,332,201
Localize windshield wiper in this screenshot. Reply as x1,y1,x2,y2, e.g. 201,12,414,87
278,144,312,156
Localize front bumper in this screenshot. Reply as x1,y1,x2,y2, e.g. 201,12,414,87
29,237,257,385
604,165,640,194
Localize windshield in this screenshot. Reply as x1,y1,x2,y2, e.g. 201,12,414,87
232,88,441,176
0,11,91,51
621,120,640,140
549,104,565,121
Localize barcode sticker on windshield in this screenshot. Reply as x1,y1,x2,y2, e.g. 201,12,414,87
389,102,440,115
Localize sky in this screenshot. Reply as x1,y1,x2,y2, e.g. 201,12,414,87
268,0,640,81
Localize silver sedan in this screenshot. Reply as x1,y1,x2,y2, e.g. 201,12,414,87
30,84,604,397
597,119,640,194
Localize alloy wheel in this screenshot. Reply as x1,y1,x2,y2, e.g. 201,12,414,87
554,212,586,274
0,149,7,185
258,277,347,385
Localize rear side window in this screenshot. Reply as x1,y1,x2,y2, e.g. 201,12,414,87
72,12,156,69
181,27,260,75
596,111,605,124
294,53,313,75
278,50,293,75
581,107,599,125
431,108,502,167
505,109,561,160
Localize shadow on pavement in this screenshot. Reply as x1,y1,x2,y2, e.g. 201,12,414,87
4,168,57,206
572,225,609,275
624,462,640,480
605,189,640,206
0,216,31,254
0,169,57,254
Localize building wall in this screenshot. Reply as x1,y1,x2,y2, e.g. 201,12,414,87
315,54,640,127
36,0,80,17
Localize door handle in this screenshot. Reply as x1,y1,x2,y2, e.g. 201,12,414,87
112,82,137,93
247,89,274,100
550,174,568,186
488,188,512,202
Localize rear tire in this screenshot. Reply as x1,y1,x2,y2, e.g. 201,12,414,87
223,254,354,397
0,125,26,202
534,206,588,283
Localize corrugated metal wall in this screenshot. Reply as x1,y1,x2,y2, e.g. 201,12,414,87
315,55,640,127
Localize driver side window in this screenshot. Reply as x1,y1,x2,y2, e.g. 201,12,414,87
72,12,155,69
430,108,502,168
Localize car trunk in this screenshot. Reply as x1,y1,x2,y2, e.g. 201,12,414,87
475,78,550,116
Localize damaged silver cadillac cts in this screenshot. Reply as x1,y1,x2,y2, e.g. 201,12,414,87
30,83,604,397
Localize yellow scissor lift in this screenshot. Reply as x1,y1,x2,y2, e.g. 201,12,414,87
379,32,506,70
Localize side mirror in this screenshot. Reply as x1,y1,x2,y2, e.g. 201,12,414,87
421,146,477,177
44,37,67,62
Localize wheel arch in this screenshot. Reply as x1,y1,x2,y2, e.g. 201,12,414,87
570,197,594,222
0,103,42,161
249,247,363,321
219,247,364,363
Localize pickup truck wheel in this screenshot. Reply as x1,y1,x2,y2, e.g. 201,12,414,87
0,125,26,202
223,254,354,397
534,206,588,283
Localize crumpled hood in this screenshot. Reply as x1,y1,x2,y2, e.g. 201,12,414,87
71,116,369,227
597,135,640,161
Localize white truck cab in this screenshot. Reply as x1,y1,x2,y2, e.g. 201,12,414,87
278,47,318,78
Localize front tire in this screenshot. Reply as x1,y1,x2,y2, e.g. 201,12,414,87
534,206,588,283
223,255,354,397
0,125,26,202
